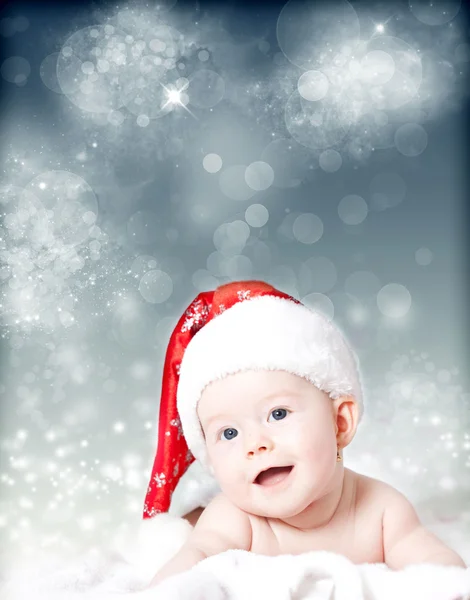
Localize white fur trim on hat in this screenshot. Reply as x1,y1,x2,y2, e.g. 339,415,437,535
177,295,363,471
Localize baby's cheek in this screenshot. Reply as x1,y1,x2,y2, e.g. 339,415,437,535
296,427,335,462
209,446,239,479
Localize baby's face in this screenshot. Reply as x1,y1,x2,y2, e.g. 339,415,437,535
197,369,341,519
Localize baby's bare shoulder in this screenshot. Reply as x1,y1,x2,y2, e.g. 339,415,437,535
352,470,396,512
353,470,417,524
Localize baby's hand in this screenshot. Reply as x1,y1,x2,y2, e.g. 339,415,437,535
382,485,466,570
148,493,252,588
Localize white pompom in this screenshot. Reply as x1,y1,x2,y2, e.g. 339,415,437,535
112,514,193,580
169,460,221,517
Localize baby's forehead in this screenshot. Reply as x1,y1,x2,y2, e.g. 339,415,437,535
202,369,316,398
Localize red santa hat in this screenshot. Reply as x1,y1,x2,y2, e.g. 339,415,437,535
143,280,363,519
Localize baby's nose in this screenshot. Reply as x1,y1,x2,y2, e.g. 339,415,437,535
247,438,273,457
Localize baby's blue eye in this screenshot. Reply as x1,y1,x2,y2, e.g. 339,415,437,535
269,408,288,421
221,428,238,441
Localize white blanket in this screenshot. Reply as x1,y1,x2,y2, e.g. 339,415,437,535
1,514,469,600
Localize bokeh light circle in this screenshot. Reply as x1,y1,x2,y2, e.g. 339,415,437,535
245,204,269,228
319,149,342,172
377,283,412,318
298,70,329,101
203,153,223,173
395,123,428,157
136,114,150,127
292,213,324,244
1,56,31,85
415,247,433,266
338,194,368,225
138,270,173,303
245,161,274,191
107,110,125,126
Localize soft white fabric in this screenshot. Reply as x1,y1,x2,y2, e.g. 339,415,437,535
177,295,364,470
2,514,469,600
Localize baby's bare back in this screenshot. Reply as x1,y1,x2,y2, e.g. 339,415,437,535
248,469,385,564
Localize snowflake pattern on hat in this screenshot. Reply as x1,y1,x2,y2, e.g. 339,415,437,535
181,298,211,334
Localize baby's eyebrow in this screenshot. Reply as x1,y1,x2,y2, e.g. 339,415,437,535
204,390,303,428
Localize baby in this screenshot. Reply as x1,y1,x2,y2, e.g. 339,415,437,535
145,280,466,588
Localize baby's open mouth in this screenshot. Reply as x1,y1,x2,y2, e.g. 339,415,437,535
254,465,294,486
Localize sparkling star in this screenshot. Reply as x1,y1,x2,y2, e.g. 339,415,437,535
159,82,197,119
370,15,394,39
167,89,182,104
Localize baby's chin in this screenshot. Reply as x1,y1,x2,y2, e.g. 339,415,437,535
243,499,311,521
227,489,316,520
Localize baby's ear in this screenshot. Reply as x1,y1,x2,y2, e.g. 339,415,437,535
334,395,359,446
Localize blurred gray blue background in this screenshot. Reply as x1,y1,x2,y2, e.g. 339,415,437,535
0,0,469,568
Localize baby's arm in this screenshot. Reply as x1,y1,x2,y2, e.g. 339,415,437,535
148,493,252,588
382,485,466,570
